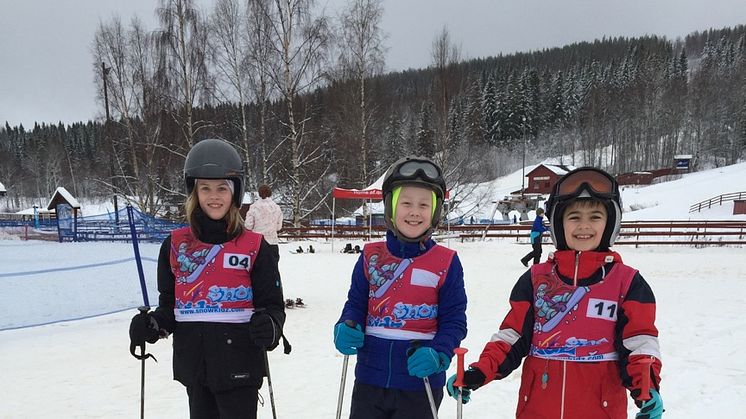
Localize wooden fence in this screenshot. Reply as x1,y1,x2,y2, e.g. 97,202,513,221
689,192,746,212
279,220,746,246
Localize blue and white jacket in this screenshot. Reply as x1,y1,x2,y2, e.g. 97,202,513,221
529,215,549,244
337,231,467,391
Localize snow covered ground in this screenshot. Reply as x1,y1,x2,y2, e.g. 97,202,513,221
2,239,746,418
2,162,745,418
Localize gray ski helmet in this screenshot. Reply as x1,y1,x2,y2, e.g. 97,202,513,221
545,167,622,251
184,139,244,207
382,156,446,242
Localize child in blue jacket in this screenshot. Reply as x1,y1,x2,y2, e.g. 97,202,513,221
334,156,467,418
520,207,549,266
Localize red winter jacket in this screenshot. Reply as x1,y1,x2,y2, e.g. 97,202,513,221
471,250,661,418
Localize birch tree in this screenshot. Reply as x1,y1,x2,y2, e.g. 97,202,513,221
263,0,330,226
156,0,211,147
337,0,386,185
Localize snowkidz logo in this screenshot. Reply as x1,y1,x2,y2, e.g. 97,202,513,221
177,299,219,310
207,285,253,304
367,315,404,328
367,303,438,329
392,302,438,321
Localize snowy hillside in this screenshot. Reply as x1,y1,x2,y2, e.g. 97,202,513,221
456,161,746,221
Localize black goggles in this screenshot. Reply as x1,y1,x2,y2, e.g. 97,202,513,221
554,169,617,200
397,160,440,181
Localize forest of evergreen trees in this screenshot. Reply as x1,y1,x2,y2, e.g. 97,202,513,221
1,0,744,223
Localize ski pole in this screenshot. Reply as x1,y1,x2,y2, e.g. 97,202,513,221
127,204,149,307
336,320,358,419
407,340,439,419
254,307,278,419
262,349,278,419
422,376,439,419
126,204,155,419
453,347,469,419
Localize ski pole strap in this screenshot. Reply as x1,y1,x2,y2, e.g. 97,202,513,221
281,333,292,354
130,343,157,361
130,306,158,361
255,307,292,354
406,340,422,357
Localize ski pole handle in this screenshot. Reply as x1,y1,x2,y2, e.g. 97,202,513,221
453,347,468,419
453,347,468,387
637,357,655,402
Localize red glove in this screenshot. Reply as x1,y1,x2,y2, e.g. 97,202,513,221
627,355,662,402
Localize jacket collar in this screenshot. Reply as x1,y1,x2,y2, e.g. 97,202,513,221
385,230,434,258
550,249,622,279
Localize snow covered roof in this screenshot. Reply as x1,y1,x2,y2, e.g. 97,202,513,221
543,164,576,176
46,187,81,210
0,181,5,194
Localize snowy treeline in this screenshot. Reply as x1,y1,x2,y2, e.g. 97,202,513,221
1,0,745,222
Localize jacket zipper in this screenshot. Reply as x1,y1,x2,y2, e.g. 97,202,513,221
560,251,581,419
385,340,394,388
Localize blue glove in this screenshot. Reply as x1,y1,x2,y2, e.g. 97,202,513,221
446,374,471,404
446,368,486,404
334,321,364,355
407,347,450,378
636,389,664,419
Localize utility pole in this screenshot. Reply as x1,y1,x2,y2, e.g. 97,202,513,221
521,116,527,197
101,62,118,224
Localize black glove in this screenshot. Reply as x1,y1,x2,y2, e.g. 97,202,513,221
129,311,159,348
249,312,280,349
446,368,487,403
462,368,487,389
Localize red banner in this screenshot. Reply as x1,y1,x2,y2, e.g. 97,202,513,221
332,187,383,200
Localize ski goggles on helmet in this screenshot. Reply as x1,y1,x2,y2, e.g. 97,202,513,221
553,167,618,201
395,159,441,182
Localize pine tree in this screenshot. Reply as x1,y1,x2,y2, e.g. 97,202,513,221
415,102,436,158
481,75,498,146
383,115,406,167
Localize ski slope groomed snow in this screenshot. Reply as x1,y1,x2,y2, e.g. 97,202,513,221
2,237,745,418
3,161,746,418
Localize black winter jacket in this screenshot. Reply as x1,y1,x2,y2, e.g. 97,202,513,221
151,215,285,392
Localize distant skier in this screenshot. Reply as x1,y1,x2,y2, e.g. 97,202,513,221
520,207,549,266
128,139,286,419
334,156,467,418
447,167,663,419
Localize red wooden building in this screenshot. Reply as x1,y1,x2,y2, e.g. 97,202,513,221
524,164,576,194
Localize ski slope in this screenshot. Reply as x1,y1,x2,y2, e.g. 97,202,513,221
2,162,746,418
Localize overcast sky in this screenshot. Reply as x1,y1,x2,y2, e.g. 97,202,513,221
1,0,745,128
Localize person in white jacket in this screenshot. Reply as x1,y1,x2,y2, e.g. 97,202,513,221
245,184,284,260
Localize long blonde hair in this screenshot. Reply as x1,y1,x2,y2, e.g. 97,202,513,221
185,188,245,238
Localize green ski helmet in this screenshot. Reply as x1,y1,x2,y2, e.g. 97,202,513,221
381,156,446,242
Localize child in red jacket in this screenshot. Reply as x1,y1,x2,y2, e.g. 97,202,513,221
447,167,663,419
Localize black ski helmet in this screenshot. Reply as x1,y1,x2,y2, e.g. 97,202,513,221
381,156,446,242
545,167,622,251
184,139,244,207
